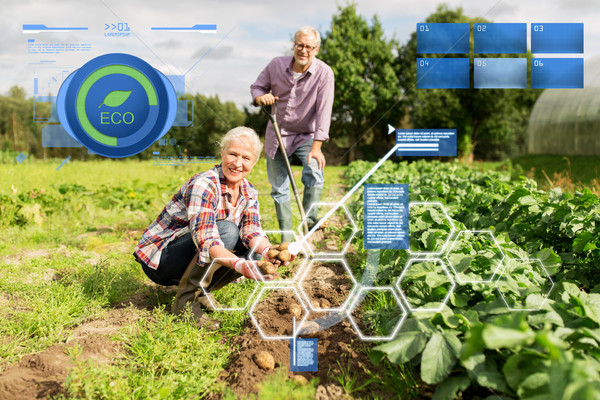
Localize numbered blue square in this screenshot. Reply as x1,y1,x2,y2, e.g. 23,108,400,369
417,23,470,54
531,58,583,88
417,58,470,89
474,23,526,53
474,58,527,88
531,23,583,53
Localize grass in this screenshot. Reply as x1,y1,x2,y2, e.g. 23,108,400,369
0,158,347,250
510,154,600,186
0,156,349,398
477,155,600,195
329,350,420,399
222,369,318,400
64,307,233,399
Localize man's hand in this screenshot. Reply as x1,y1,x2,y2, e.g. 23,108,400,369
307,147,325,170
255,94,279,106
234,259,276,281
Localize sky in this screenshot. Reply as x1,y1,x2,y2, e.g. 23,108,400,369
2,0,599,107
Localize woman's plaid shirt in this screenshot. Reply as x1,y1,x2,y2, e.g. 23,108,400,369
134,165,265,270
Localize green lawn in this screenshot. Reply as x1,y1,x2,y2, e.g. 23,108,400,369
0,157,347,399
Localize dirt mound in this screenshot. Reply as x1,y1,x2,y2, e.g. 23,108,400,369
0,308,134,400
212,258,384,399
0,335,119,400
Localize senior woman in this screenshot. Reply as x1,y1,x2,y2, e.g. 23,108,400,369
133,127,278,330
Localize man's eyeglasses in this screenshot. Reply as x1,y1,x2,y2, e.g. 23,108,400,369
294,43,317,52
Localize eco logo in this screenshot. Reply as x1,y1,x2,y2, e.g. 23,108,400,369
57,53,176,158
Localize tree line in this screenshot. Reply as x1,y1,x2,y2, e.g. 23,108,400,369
0,4,541,164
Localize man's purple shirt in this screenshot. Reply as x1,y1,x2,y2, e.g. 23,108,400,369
250,56,334,159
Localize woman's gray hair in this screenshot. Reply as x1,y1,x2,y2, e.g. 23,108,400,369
294,26,321,48
219,126,263,162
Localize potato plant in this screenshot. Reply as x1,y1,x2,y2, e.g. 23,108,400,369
345,160,600,399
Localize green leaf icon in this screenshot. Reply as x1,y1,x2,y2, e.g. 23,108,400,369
98,90,132,108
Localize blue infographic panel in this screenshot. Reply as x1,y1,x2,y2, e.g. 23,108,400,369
290,338,318,372
531,23,584,53
416,23,470,54
395,129,457,157
474,58,527,89
416,58,470,89
364,184,409,250
531,58,584,88
474,23,527,53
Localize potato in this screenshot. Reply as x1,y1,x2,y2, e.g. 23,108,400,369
278,242,290,251
319,298,331,308
288,303,302,318
278,250,291,262
253,351,275,370
267,249,280,259
292,375,308,386
299,321,320,337
259,261,276,275
310,299,320,309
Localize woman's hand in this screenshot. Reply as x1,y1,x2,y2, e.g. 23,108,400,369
234,259,277,281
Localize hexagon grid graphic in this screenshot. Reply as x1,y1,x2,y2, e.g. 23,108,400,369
346,287,407,341
249,231,309,284
395,258,456,312
495,258,555,311
200,258,260,311
298,258,358,312
408,202,456,256
445,230,506,283
249,286,309,340
298,203,357,257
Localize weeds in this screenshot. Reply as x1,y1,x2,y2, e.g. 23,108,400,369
332,357,378,395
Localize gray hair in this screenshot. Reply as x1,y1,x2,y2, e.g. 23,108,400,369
294,26,321,48
219,127,263,162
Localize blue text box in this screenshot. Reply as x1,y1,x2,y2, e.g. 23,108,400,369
531,23,583,53
290,338,318,372
474,58,527,88
417,23,470,54
364,184,409,250
474,23,527,53
395,129,457,156
531,58,583,88
417,58,470,89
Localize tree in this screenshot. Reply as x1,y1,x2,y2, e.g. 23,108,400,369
318,3,404,162
397,5,542,161
147,93,246,159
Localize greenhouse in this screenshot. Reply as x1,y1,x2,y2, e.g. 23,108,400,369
528,56,600,155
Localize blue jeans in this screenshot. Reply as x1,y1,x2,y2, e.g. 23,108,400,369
266,139,324,205
138,220,257,286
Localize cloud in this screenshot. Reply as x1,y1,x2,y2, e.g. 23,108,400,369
2,0,600,102
154,38,183,49
190,45,233,61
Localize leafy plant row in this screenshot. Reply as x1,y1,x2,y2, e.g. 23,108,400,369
344,160,600,399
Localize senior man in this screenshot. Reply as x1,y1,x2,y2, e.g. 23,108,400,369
251,26,334,241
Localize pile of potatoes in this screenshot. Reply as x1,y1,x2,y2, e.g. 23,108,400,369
257,242,292,275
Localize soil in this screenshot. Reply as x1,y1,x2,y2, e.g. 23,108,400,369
0,308,136,400
209,245,418,399
0,214,424,399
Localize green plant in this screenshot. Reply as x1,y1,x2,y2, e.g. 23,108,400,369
331,357,378,395
345,159,600,399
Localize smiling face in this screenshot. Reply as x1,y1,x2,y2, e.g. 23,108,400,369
221,138,257,189
293,33,319,72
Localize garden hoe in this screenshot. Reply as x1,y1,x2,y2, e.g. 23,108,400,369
262,101,310,236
